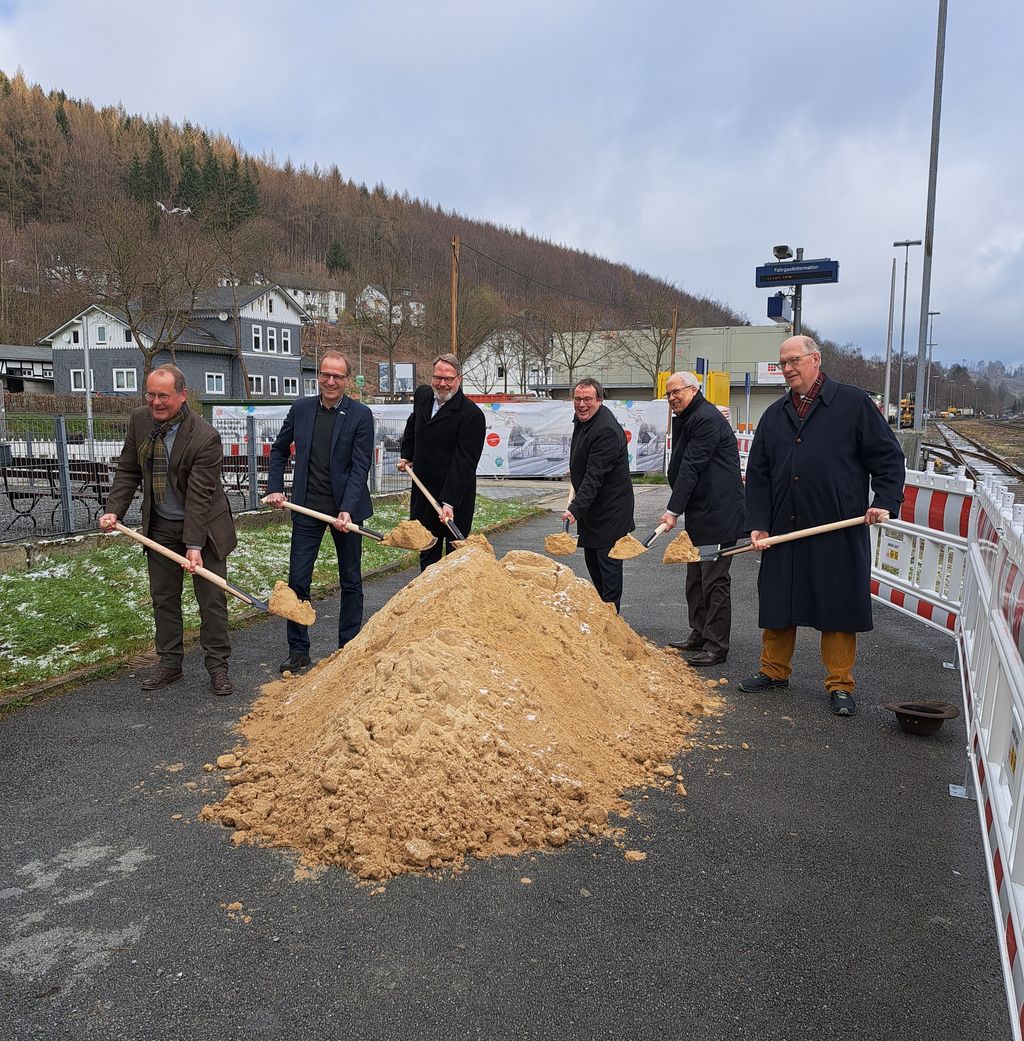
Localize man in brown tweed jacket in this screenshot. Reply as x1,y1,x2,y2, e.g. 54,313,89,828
100,365,237,696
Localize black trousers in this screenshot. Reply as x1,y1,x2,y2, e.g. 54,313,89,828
146,512,230,674
583,547,623,612
684,550,734,657
287,511,364,653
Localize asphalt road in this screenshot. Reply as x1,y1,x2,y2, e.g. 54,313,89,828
0,484,1006,1040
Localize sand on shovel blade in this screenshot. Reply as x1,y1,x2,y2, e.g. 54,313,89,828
544,531,577,556
663,530,701,564
381,519,435,550
268,581,316,625
608,534,646,560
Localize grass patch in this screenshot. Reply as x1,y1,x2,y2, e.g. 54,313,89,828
634,472,668,484
0,494,539,693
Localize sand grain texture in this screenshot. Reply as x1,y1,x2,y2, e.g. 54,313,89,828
663,530,701,564
268,581,316,625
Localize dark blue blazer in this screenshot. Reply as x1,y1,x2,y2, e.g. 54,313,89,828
267,394,374,522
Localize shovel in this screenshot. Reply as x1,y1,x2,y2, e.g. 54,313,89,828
404,464,466,543
260,497,437,550
114,521,273,613
696,515,870,561
544,486,578,557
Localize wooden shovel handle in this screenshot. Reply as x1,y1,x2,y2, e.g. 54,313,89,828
723,515,867,557
261,497,383,540
113,522,257,607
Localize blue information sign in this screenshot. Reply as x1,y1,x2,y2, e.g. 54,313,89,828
755,258,839,288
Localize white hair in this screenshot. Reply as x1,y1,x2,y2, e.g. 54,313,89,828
672,371,700,389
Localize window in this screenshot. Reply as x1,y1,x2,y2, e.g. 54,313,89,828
304,378,319,396
252,325,262,351
281,329,291,354
268,376,279,396
284,377,298,396
70,369,94,392
72,329,80,344
95,325,107,344
206,373,225,395
267,327,277,353
112,368,137,392
248,374,264,395
268,297,274,314
124,328,133,343
497,366,506,378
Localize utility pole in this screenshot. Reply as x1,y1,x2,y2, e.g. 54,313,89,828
894,238,922,423
881,259,896,424
913,0,948,432
450,234,459,356
669,305,679,372
792,247,804,334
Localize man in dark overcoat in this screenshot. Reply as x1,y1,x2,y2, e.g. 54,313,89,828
266,350,374,673
740,336,905,717
100,364,237,696
659,371,745,666
563,378,635,612
399,353,486,570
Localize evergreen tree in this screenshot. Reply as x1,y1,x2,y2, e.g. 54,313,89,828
54,99,70,139
326,241,350,275
177,144,203,209
143,127,171,203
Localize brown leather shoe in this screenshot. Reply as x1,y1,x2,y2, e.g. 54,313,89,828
210,669,234,696
669,634,704,652
141,665,183,691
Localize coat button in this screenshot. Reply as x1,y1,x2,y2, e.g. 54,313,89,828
796,437,802,444
790,515,796,522
793,476,800,482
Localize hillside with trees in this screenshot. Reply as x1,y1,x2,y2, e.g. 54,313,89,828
0,69,1014,410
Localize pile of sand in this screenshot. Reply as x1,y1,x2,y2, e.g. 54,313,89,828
202,546,718,880
609,534,646,560
663,529,701,564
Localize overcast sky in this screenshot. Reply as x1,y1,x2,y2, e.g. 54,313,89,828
1,0,1020,371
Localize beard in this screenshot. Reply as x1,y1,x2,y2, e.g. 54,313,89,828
434,387,454,406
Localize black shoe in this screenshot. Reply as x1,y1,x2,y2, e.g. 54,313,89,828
830,690,857,717
684,650,727,666
279,653,311,674
738,671,789,693
669,635,704,652
141,665,183,691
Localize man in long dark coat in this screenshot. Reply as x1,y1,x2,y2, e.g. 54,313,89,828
740,336,905,717
564,378,635,612
399,353,486,570
659,371,745,666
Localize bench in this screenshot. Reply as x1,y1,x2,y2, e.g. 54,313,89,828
1,461,60,533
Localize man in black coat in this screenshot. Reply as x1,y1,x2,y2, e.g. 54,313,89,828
659,371,745,666
740,336,905,717
563,378,635,612
266,351,374,672
399,353,486,570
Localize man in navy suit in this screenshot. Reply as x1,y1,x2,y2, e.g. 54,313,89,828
266,351,374,673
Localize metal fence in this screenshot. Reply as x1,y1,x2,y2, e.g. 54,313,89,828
0,413,412,543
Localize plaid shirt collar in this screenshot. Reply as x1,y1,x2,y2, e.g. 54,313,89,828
791,371,826,420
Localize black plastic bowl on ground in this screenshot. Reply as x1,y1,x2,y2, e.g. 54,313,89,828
883,700,961,736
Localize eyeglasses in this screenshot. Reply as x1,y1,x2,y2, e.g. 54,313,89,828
666,387,692,398
318,371,349,382
144,392,175,402
778,354,811,369
431,375,458,385
573,396,598,404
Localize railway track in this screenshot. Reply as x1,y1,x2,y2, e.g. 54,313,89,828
925,422,1024,496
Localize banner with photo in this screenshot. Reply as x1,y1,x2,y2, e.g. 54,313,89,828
212,398,670,476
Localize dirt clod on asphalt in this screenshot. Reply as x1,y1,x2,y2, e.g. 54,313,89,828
202,545,717,880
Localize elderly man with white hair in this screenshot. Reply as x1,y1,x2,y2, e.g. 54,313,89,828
659,370,745,666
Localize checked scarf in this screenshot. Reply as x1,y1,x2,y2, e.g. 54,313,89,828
137,404,188,504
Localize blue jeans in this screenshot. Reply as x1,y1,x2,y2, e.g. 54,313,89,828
286,512,364,655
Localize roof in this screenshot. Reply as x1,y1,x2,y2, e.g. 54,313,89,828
0,344,52,362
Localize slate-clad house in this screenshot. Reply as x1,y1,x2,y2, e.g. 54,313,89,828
41,285,308,400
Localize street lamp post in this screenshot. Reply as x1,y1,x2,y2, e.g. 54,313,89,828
924,310,939,422
882,258,897,425
894,238,922,421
